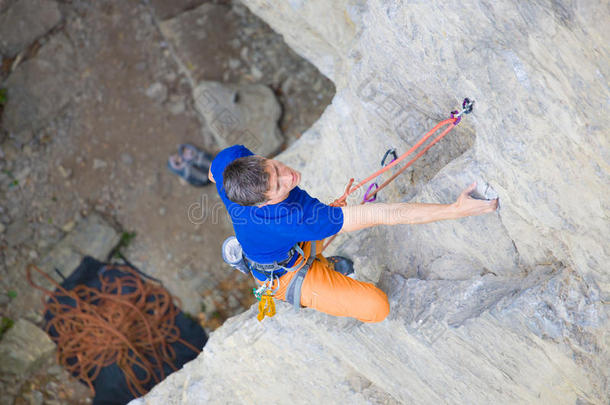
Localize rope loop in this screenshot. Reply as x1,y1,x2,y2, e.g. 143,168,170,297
331,178,354,207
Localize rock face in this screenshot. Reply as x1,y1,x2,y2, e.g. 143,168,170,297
2,32,76,134
134,1,609,404
0,0,62,57
159,3,240,83
0,319,55,376
36,213,120,289
194,81,284,156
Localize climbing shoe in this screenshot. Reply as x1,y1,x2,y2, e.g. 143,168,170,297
326,256,354,276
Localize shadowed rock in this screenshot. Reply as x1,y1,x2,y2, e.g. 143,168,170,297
193,80,284,156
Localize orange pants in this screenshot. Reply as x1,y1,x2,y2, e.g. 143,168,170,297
259,241,390,323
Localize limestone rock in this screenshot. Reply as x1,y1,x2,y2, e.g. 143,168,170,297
135,1,609,404
92,158,107,170
135,267,605,404
145,82,167,103
193,81,283,156
63,213,120,259
0,0,61,57
234,0,360,83
0,319,55,376
2,32,76,134
159,3,239,83
4,217,32,247
166,94,185,116
38,213,119,288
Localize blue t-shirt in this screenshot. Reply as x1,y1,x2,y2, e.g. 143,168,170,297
211,145,343,266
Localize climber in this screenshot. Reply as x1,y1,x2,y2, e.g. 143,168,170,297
209,145,498,323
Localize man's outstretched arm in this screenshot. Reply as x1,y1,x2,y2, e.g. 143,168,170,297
339,183,498,234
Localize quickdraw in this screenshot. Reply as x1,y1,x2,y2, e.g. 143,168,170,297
249,247,299,321
324,98,475,252
450,98,474,124
250,241,314,321
252,276,278,301
253,281,278,321
256,290,276,321
362,147,399,203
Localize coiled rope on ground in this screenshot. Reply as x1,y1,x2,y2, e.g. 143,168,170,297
26,263,201,398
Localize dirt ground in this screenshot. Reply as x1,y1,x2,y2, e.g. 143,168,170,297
0,0,334,402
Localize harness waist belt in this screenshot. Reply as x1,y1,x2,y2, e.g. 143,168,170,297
285,254,315,309
244,245,299,273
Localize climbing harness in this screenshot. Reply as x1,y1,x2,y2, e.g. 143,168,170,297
222,236,316,321
284,241,316,310
323,98,475,251
251,241,316,320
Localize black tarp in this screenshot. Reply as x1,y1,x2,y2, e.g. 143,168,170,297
44,256,207,405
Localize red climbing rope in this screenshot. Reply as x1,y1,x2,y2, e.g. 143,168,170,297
26,263,201,398
323,98,474,251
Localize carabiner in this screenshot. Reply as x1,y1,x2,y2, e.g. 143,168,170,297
462,98,474,114
363,182,379,203
381,148,398,167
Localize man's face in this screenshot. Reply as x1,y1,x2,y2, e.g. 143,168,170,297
261,158,301,205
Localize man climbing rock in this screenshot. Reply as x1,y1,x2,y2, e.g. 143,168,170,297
209,145,498,323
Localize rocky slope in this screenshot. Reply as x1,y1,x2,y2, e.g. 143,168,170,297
133,1,609,404
0,0,334,402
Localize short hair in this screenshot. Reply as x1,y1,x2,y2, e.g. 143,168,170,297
223,156,270,206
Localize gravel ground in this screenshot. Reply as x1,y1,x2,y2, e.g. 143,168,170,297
0,0,335,402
